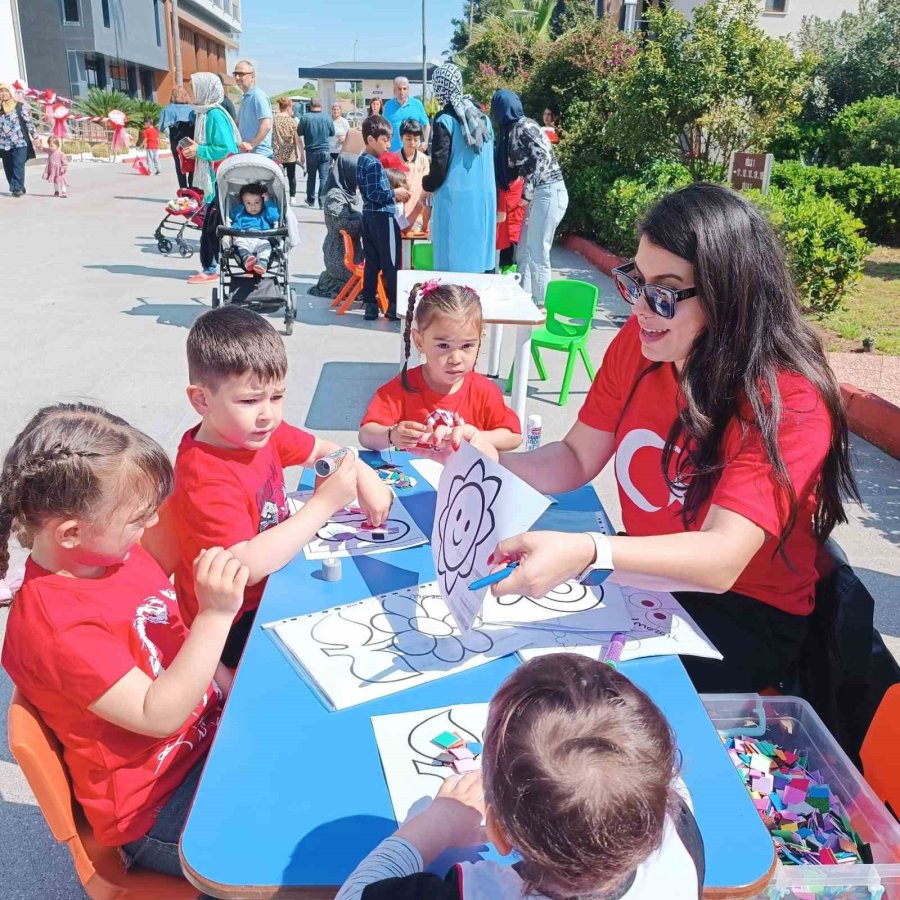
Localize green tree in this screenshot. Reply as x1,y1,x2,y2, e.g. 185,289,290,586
73,87,133,119
610,0,811,180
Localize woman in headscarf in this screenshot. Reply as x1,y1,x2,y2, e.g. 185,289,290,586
492,89,568,307
309,153,363,298
0,84,37,198
157,84,196,190
422,63,496,273
180,72,242,284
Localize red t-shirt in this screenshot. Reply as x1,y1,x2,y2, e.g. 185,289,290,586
141,126,160,149
1,545,222,846
578,317,831,615
362,366,521,434
169,421,316,626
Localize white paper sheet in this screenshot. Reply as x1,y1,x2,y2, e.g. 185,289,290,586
517,586,722,663
264,583,529,710
481,579,632,633
431,443,550,632
287,491,428,560
371,703,490,824
409,458,444,490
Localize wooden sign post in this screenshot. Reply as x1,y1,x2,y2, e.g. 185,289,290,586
729,151,774,193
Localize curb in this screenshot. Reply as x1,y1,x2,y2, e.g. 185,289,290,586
565,233,900,461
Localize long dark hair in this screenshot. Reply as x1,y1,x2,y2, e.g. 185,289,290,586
638,183,858,554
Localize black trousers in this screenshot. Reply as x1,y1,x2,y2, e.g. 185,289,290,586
168,123,194,190
282,161,297,198
306,148,330,206
362,212,400,315
199,197,221,271
675,588,808,693
221,608,257,668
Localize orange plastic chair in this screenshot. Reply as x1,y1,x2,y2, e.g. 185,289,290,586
7,688,200,899
860,684,900,818
332,229,388,315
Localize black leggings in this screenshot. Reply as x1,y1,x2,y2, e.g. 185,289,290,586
199,197,221,271
675,589,808,693
283,161,297,198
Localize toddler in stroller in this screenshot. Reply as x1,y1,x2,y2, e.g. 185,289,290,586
231,182,280,275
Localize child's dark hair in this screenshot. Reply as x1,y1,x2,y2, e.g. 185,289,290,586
482,655,679,899
362,114,392,144
399,117,423,138
0,404,173,583
239,181,266,202
401,282,483,391
384,168,408,190
187,306,287,390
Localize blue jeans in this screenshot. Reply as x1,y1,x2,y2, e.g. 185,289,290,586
517,179,569,306
119,757,205,877
306,149,330,207
0,144,28,193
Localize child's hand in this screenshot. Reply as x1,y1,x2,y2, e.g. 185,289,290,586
193,547,249,617
394,187,411,203
314,451,358,514
356,465,393,527
391,420,428,450
425,771,487,846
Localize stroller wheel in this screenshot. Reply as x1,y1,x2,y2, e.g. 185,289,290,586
211,287,220,309
158,238,173,254
178,244,193,258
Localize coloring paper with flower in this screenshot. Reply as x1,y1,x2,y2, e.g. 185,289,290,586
432,442,550,632
264,583,529,709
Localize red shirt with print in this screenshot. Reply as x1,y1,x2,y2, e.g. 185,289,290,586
1,545,222,846
362,366,522,434
169,421,316,626
578,317,831,615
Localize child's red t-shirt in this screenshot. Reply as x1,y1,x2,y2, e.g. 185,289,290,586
362,366,521,434
141,126,160,149
1,545,222,846
169,421,316,626
578,316,831,615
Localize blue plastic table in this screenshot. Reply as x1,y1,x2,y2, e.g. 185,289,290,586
181,454,775,898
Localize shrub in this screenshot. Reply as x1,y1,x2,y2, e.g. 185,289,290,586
750,187,869,315
772,161,900,245
62,139,87,154
90,143,110,159
828,96,900,168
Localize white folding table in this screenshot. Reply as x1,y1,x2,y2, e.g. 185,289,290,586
396,270,545,429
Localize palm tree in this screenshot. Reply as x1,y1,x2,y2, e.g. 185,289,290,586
471,0,556,43
73,87,133,118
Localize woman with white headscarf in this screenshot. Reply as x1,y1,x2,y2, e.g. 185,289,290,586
181,72,241,284
421,63,496,273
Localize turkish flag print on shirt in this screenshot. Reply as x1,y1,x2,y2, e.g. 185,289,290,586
578,317,832,615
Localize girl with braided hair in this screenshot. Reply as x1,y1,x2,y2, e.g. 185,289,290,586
1,403,249,876
359,281,521,453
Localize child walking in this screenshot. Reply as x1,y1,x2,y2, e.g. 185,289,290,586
336,654,705,899
139,118,161,175
357,115,410,321
0,403,247,876
230,182,280,275
359,282,522,453
42,136,68,197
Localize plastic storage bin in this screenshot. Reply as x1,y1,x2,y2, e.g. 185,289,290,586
701,693,900,899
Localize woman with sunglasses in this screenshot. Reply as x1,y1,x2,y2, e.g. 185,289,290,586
484,182,858,692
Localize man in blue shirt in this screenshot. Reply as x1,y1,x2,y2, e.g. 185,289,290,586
233,60,273,157
382,77,430,152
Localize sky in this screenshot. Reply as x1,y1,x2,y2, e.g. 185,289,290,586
237,0,461,94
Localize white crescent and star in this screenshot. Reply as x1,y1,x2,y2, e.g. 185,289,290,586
615,428,687,513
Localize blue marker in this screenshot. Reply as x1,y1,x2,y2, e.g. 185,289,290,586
468,562,519,592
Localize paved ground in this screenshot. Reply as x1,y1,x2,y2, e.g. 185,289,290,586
829,351,900,408
0,160,897,898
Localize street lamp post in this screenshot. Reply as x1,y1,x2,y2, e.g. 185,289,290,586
422,0,427,108
623,0,638,32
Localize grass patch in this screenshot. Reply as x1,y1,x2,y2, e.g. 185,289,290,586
810,246,900,355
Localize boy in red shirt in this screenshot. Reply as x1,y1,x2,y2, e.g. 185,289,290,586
140,117,161,175
160,306,393,666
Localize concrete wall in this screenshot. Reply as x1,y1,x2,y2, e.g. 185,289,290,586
87,0,168,71
670,0,856,37
16,0,90,96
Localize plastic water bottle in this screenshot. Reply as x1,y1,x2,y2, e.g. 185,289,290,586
526,415,542,451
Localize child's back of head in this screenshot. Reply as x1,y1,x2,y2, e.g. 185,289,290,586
187,306,287,390
483,654,678,899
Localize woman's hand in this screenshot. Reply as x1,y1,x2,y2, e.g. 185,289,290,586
487,531,596,598
180,139,198,159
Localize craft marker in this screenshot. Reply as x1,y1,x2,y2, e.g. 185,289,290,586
314,446,358,477
468,563,519,592
601,632,627,669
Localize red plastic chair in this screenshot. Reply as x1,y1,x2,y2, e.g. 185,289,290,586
860,684,900,818
332,229,388,315
7,688,200,899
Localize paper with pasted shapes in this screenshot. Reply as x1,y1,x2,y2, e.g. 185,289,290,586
517,586,722,663
286,491,428,560
481,579,632,633
372,703,489,824
431,443,550,632
263,582,529,710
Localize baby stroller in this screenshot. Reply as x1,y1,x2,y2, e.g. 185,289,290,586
212,154,299,335
154,186,206,258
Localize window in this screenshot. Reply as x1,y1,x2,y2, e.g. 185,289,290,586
153,0,162,46
109,62,129,93
101,0,110,28
764,0,787,11
85,55,104,89
60,0,80,24
140,69,155,100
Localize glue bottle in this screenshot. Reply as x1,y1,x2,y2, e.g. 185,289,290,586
525,415,542,451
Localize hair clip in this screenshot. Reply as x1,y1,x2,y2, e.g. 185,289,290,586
462,284,480,301
419,279,441,298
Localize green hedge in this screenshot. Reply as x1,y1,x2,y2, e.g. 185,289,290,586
828,96,900,168
771,161,900,246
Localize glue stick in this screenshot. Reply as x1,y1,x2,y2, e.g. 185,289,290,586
525,415,542,451
314,446,359,478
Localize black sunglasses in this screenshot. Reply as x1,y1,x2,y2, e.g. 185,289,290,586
611,260,697,320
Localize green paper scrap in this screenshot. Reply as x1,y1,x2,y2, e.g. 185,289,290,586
432,731,463,749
